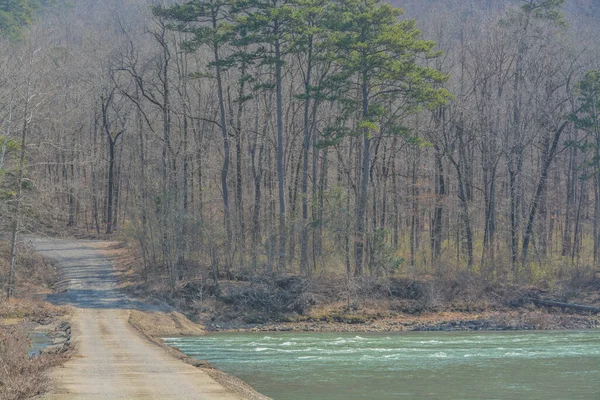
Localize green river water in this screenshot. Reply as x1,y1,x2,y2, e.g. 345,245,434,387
164,330,600,400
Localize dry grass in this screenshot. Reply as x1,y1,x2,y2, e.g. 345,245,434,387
0,241,70,325
129,310,205,337
0,240,72,400
0,324,70,400
0,298,69,323
0,240,59,294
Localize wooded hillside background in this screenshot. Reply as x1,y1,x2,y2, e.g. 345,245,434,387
2,0,600,297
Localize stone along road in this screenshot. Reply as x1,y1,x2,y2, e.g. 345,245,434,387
30,237,241,400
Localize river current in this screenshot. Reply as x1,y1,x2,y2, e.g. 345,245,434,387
164,330,600,399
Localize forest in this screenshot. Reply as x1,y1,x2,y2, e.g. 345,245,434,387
2,0,600,306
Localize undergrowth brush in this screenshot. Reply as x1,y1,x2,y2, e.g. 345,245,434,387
0,325,70,400
111,240,600,327
0,239,71,399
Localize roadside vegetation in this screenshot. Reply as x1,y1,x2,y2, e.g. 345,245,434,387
0,325,69,400
0,241,71,399
109,240,600,331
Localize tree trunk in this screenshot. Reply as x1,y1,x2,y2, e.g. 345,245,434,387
212,28,233,278
521,121,571,265
355,72,370,276
562,138,576,257
102,93,121,236
275,34,287,271
595,114,600,266
7,84,30,300
91,109,100,235
252,108,268,270
235,59,247,265
299,38,313,274
432,146,445,265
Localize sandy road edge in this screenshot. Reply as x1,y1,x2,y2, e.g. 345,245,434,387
126,311,271,400
88,240,271,400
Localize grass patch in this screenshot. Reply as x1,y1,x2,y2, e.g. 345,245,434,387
0,298,68,322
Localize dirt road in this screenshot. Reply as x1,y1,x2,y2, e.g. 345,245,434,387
30,237,241,400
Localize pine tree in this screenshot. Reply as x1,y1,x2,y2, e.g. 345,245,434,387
326,0,449,275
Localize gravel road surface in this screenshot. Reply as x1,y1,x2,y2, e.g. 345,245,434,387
30,237,240,400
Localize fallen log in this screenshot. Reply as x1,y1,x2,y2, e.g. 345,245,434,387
530,298,600,314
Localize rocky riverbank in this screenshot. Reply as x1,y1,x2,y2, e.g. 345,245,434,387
203,309,600,333
38,320,72,355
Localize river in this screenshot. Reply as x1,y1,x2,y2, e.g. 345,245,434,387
164,330,600,399
29,331,51,356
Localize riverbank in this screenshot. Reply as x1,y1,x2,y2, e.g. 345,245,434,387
209,309,599,333
124,297,599,336
101,240,600,336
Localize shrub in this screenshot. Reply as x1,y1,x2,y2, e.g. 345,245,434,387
0,325,68,400
223,274,314,315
